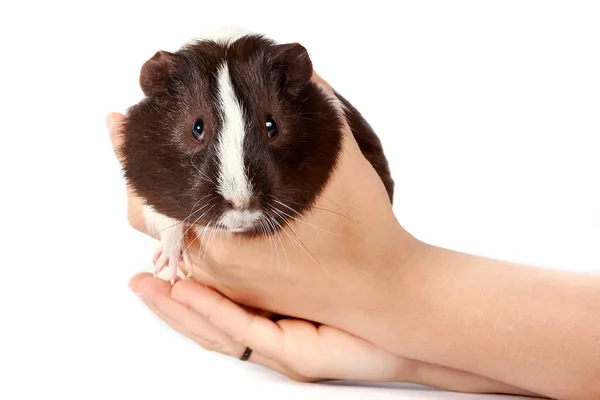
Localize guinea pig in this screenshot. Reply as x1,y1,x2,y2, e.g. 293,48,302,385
118,28,394,283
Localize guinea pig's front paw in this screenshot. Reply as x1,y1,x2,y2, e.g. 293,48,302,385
152,243,193,285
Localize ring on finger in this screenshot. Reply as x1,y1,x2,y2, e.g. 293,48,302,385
239,347,252,361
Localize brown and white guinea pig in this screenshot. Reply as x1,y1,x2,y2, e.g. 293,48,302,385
118,28,394,283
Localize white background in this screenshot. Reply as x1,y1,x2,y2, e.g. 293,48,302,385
1,1,599,399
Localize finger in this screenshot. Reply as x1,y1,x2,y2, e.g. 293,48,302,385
124,190,148,235
106,112,126,162
106,112,151,235
133,274,231,351
130,274,310,381
129,272,215,293
311,70,333,93
170,281,285,360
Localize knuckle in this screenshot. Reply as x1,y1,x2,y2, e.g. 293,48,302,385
202,292,225,325
192,337,223,353
233,313,256,346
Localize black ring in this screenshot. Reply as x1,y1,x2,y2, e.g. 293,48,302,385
240,347,252,361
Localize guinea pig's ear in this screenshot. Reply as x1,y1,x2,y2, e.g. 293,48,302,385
139,50,180,96
270,43,313,96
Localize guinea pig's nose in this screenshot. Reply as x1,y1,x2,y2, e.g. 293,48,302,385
224,197,249,210
224,195,260,211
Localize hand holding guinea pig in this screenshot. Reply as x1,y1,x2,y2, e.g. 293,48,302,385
108,110,536,397
110,28,600,400
114,29,412,343
109,30,535,395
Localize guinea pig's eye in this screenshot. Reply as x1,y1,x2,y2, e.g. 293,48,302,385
192,119,205,141
265,116,277,138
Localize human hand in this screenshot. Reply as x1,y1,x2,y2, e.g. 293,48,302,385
127,272,543,397
128,272,409,383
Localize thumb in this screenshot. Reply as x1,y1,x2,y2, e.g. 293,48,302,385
106,112,126,162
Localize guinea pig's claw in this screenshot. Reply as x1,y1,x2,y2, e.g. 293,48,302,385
153,248,169,277
152,244,185,285
182,252,194,279
168,256,179,285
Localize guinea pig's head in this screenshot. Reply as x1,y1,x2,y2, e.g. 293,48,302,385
119,33,344,237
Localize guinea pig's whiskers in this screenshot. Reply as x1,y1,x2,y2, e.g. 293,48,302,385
296,116,318,123
186,196,218,224
184,198,216,248
265,211,286,281
190,151,215,185
311,206,361,226
195,219,216,288
269,198,342,238
268,209,328,274
186,193,215,217
258,218,269,271
286,195,360,226
143,194,215,245
268,197,304,217
291,189,346,216
207,220,223,272
145,219,185,243
197,219,214,269
285,189,349,214
203,222,217,263
218,223,226,252
193,224,208,275
198,171,215,185
269,204,326,252
177,199,217,249
314,194,347,212
258,219,275,279
179,203,217,261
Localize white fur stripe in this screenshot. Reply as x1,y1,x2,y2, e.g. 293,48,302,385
215,62,252,208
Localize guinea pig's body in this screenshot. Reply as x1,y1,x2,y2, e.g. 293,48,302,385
119,28,393,282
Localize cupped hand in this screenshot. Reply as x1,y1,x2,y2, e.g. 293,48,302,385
128,272,409,383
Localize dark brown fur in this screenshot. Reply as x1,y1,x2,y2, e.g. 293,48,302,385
119,34,393,237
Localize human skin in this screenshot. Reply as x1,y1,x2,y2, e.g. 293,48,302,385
128,272,539,396
108,74,600,399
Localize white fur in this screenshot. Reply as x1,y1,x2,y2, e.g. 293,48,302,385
186,26,256,47
215,62,253,209
142,205,185,283
219,209,263,232
142,204,181,237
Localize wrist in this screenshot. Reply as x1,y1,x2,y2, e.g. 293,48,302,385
323,223,425,349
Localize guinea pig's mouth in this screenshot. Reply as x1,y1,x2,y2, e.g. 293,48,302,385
216,209,263,233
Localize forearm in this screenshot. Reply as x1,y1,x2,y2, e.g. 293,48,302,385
403,358,543,397
383,242,600,399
